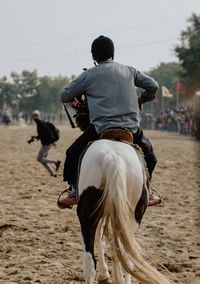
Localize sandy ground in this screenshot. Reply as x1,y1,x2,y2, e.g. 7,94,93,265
0,124,199,284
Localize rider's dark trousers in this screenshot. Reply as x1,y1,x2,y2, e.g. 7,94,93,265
63,124,157,185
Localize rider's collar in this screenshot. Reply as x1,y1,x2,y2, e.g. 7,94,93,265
98,58,113,64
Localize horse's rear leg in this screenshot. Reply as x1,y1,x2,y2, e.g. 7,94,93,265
77,187,103,284
96,222,111,283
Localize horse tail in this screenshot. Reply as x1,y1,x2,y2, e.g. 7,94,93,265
100,152,172,284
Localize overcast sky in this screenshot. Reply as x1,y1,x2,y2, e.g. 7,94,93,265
0,0,199,79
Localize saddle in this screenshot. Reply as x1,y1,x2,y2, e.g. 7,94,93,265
100,128,134,144
100,128,143,153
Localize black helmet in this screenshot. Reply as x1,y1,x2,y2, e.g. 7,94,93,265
91,35,114,62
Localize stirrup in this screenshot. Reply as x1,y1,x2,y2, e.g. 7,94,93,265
57,189,73,209
148,186,163,206
151,186,162,197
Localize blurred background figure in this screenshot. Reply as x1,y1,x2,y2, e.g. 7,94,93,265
1,109,11,126
18,112,26,127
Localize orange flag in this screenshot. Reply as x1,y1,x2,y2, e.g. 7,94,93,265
162,86,173,98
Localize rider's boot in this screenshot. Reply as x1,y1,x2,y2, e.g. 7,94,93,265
57,185,77,209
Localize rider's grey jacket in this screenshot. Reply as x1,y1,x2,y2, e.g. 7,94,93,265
60,59,158,134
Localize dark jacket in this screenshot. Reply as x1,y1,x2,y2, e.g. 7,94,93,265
35,119,55,145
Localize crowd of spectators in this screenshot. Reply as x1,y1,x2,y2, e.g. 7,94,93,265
1,107,200,141
140,107,200,141
0,110,68,126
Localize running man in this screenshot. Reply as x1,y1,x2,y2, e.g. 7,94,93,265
30,110,61,177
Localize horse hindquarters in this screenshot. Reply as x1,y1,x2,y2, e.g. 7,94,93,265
77,187,103,284
77,140,144,283
100,145,171,284
77,140,172,284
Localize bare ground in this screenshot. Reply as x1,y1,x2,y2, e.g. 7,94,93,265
0,125,199,284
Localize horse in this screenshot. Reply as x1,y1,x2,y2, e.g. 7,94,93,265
76,133,172,284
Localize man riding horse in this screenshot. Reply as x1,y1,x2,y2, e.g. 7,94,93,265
58,35,161,208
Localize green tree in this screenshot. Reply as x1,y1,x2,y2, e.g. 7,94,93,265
175,13,200,96
38,75,70,113
11,70,40,112
145,62,182,110
0,70,71,115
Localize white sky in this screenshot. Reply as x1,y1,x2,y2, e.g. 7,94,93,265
0,0,199,79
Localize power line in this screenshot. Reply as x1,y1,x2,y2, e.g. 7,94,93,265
118,38,178,49
0,17,183,48
0,37,178,64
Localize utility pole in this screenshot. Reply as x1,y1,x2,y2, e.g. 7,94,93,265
161,95,165,111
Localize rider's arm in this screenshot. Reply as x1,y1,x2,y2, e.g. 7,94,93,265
133,68,159,104
60,73,87,103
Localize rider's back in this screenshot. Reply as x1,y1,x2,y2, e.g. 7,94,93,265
81,60,140,134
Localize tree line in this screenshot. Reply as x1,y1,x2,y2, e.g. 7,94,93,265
0,71,74,114
145,13,200,112
0,13,199,115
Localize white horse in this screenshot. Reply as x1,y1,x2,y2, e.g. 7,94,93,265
77,138,172,284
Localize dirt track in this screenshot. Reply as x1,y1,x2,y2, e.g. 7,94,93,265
0,125,199,284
